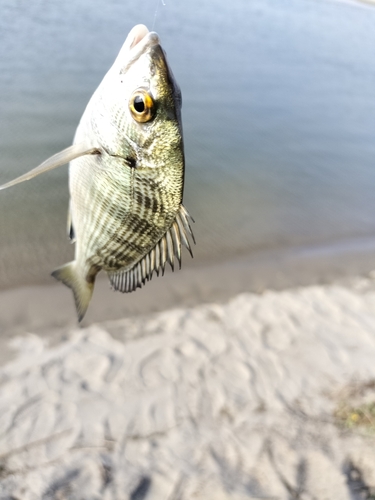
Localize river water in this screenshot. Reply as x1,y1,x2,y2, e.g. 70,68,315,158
0,0,374,288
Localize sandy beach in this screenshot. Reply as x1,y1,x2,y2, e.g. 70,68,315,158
1,259,375,498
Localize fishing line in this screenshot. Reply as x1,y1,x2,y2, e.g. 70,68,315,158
152,0,166,31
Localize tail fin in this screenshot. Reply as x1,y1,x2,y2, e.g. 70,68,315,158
51,261,94,321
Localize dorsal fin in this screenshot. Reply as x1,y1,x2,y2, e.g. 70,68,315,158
108,205,195,293
0,142,100,191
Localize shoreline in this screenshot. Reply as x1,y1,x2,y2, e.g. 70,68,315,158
0,235,374,368
1,233,375,292
0,234,374,331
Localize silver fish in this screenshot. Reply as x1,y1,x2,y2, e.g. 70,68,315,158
0,24,195,321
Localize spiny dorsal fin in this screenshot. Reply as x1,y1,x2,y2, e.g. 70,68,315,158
0,142,100,191
108,204,195,293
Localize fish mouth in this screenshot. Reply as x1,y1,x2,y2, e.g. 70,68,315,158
119,25,161,73
130,28,160,56
129,27,175,91
129,25,159,51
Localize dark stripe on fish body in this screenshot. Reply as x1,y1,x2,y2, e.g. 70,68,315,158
142,195,160,213
125,213,154,239
112,233,142,253
132,181,164,216
105,237,146,268
135,173,162,192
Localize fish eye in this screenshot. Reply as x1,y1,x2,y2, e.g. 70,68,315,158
129,89,155,123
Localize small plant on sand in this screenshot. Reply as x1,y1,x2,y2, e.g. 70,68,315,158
336,402,375,434
336,403,375,431
335,380,375,435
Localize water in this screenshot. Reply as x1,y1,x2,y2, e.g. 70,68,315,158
0,0,375,289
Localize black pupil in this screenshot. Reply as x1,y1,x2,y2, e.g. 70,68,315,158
134,95,145,113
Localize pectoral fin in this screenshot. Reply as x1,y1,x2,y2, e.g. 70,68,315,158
0,142,100,191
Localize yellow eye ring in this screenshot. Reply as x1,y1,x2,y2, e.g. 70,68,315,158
129,89,155,123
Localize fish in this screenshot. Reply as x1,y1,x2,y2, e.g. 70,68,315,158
0,24,195,321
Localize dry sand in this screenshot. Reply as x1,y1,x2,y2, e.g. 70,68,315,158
1,273,375,499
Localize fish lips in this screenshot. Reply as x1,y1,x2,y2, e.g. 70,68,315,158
117,27,161,74
120,26,180,96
